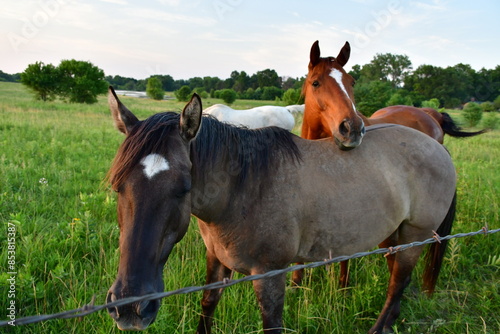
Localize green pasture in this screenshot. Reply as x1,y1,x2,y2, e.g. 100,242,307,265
0,82,498,333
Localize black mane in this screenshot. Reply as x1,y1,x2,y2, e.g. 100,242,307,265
193,115,301,186
109,112,301,190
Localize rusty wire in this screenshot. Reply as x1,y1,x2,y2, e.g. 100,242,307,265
1,227,498,327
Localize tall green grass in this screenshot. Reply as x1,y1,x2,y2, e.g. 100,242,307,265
1,82,498,333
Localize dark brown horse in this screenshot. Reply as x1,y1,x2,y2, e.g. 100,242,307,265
106,88,456,333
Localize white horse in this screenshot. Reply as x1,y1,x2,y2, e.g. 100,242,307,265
203,104,295,131
285,104,305,114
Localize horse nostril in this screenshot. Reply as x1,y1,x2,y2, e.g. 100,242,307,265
339,120,351,137
106,291,119,319
137,299,160,319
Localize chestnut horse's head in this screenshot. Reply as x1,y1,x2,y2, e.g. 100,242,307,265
302,41,365,149
106,87,202,330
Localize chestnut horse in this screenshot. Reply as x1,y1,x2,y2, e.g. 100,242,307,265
371,106,487,143
297,40,483,287
106,88,456,333
302,41,486,146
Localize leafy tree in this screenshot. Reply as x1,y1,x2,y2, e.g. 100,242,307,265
282,88,303,105
493,95,500,110
348,64,362,81
232,71,250,93
421,98,440,109
189,77,204,90
20,61,60,101
261,86,283,100
282,76,304,90
462,102,483,127
218,89,237,104
387,92,412,106
354,81,393,116
404,64,443,100
193,87,209,99
360,53,412,88
255,69,281,88
146,77,165,100
242,87,255,99
480,101,495,112
405,64,475,108
253,87,263,100
57,59,107,103
203,76,222,93
482,112,499,130
175,85,192,102
155,74,175,91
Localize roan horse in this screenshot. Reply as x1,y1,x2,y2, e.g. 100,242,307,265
203,104,295,130
297,40,483,287
106,87,456,333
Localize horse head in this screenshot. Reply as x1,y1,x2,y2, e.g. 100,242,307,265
106,87,202,330
303,41,365,149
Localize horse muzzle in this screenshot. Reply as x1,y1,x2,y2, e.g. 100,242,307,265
106,289,161,331
335,118,366,150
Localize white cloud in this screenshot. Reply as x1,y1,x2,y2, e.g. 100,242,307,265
98,0,128,5
119,7,216,26
1,0,499,78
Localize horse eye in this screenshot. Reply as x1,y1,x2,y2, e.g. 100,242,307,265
312,81,320,88
175,179,192,198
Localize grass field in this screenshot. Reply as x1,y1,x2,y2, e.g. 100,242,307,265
0,81,498,333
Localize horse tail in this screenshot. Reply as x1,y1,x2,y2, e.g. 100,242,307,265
422,190,456,295
440,112,487,138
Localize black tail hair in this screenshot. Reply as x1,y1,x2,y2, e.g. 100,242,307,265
441,112,487,138
422,191,456,295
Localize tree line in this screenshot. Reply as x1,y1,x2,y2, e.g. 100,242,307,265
7,53,500,112
107,69,304,103
350,53,500,114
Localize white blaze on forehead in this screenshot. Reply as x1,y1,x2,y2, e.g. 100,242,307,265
329,68,356,111
140,153,170,179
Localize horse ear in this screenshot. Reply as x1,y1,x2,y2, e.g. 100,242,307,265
180,93,202,142
310,40,321,68
108,86,139,135
336,41,351,67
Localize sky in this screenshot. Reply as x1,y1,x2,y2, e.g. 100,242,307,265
1,0,499,81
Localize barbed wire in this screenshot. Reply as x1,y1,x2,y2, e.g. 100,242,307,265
1,227,498,327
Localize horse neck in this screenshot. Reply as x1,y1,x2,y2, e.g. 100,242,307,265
189,143,241,223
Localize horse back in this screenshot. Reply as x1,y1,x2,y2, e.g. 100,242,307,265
289,124,456,261
370,105,444,143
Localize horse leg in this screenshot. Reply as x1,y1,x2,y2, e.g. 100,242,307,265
252,272,287,333
369,243,424,334
379,231,399,274
295,261,348,288
339,260,349,288
196,250,233,334
291,265,304,286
